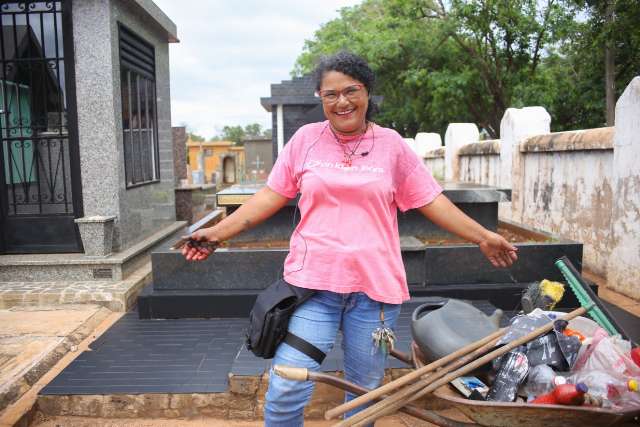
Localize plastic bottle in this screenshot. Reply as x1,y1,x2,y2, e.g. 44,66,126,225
631,347,640,368
532,383,588,405
522,365,567,401
574,371,639,400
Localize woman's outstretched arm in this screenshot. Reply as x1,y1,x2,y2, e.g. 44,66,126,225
182,186,291,261
417,194,518,268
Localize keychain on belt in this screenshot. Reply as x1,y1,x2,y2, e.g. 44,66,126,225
372,303,396,355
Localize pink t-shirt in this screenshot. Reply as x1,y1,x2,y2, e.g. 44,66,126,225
267,121,442,304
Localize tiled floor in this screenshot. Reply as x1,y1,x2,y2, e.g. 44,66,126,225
41,296,639,397
41,298,511,395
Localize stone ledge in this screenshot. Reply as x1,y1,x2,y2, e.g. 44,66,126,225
520,127,613,153
0,221,186,268
35,370,449,421
424,147,445,159
0,221,184,283
0,306,112,413
458,140,501,156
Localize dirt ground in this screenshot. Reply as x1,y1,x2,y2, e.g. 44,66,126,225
223,225,546,250
31,411,466,427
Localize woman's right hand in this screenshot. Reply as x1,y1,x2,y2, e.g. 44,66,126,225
181,228,220,262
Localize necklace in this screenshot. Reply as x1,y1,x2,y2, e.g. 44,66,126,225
330,123,369,166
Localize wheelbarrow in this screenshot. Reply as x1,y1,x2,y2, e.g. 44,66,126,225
274,344,640,427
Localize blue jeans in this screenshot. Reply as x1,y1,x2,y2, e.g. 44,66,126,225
263,291,401,427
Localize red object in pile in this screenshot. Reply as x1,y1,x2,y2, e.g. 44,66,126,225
631,347,640,368
563,328,585,342
532,383,588,406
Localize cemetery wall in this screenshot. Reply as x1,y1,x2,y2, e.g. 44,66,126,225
513,128,614,277
415,76,639,299
423,148,445,181
458,140,501,187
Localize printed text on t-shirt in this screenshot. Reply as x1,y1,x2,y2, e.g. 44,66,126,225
305,159,385,174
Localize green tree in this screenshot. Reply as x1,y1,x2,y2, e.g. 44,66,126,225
188,132,205,142
221,125,245,144
294,0,587,137
243,123,263,137
564,0,640,126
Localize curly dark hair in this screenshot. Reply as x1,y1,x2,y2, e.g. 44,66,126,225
314,51,378,121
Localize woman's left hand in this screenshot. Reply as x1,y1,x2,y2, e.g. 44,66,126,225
478,231,518,268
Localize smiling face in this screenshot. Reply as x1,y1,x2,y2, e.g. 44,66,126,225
319,71,369,136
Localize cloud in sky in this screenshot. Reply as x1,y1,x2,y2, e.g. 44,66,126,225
152,1,362,139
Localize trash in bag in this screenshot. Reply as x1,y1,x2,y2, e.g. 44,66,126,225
486,347,530,402
525,320,581,370
497,309,581,371
497,309,551,346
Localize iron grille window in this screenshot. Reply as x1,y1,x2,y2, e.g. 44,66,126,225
118,24,159,187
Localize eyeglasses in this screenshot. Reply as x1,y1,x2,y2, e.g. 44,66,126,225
316,84,366,104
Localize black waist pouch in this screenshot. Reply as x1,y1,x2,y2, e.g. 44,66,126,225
246,278,325,364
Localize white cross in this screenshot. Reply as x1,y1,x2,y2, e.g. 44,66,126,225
252,155,264,171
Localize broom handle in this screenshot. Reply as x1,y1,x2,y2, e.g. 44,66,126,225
337,305,589,427
325,327,505,420
329,333,501,425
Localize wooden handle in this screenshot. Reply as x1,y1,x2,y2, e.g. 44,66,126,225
329,333,500,425
325,327,505,420
273,365,309,382
338,306,589,427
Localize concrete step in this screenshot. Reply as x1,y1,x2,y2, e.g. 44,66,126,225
0,221,186,283
0,262,152,311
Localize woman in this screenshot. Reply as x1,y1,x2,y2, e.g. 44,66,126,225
183,52,517,426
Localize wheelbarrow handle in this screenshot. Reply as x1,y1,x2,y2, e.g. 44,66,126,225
273,365,309,382
273,365,475,427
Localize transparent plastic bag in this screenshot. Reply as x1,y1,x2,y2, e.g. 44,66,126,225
572,331,640,377
569,331,640,409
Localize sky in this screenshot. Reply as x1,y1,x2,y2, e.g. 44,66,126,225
152,1,362,139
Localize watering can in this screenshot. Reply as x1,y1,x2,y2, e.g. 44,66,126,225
411,298,503,362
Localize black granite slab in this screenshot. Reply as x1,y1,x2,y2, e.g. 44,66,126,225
152,237,431,291
150,238,582,291
153,247,288,290
138,280,586,320
422,241,583,286
398,203,498,238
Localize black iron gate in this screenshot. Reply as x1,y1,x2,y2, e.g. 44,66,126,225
0,0,82,253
